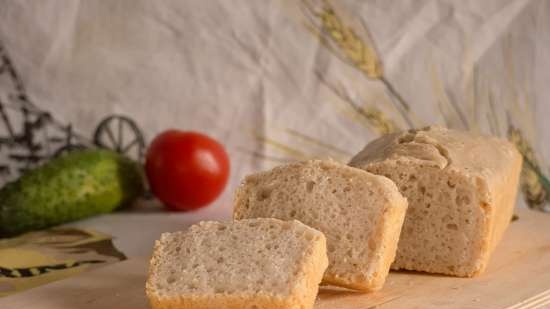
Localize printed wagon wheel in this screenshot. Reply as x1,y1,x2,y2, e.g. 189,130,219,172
93,115,145,162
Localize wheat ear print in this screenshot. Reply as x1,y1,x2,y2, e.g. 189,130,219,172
302,0,415,128
508,126,550,211
315,71,399,135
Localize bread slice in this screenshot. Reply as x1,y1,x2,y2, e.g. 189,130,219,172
233,159,408,291
349,126,522,276
146,218,328,309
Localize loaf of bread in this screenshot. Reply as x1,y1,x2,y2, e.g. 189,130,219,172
234,159,408,291
349,126,522,276
146,218,328,309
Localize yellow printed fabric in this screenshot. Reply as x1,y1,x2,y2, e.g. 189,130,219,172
0,228,125,297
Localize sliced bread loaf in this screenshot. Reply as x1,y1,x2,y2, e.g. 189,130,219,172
146,218,328,309
349,126,522,276
233,159,408,291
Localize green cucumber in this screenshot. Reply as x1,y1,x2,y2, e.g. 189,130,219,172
0,149,144,237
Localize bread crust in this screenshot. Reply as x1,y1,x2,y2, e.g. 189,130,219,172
145,219,328,309
350,126,522,276
234,159,407,291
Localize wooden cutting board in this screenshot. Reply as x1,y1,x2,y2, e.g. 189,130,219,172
2,208,550,309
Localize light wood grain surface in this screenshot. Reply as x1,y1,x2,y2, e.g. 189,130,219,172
1,208,549,309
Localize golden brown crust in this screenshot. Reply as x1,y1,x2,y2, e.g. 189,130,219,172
475,148,523,275
350,126,519,181
291,233,329,309
350,126,523,277
371,197,409,287
321,194,407,292
147,293,293,309
146,224,328,309
233,159,407,292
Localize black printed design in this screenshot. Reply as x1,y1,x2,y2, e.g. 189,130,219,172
0,260,104,278
0,42,145,186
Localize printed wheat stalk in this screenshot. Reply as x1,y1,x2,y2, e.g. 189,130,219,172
500,37,549,211
246,128,350,164
302,0,415,129
283,128,352,158
429,61,470,129
508,126,549,211
251,131,314,162
318,5,382,79
235,146,294,164
315,71,398,135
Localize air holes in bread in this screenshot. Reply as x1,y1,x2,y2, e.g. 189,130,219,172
306,181,315,192
257,188,271,201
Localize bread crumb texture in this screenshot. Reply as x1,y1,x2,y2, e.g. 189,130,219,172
234,159,407,291
350,126,522,276
146,218,328,309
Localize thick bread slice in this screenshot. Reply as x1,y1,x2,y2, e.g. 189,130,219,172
233,159,407,291
349,126,522,277
146,218,328,309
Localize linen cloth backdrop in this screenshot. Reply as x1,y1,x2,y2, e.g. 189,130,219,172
0,0,549,220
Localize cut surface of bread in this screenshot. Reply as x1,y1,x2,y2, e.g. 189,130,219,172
146,218,328,309
234,159,407,291
349,126,522,277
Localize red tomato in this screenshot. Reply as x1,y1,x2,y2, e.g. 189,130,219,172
145,130,230,211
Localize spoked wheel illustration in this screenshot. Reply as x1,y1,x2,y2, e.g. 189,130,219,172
93,115,146,162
